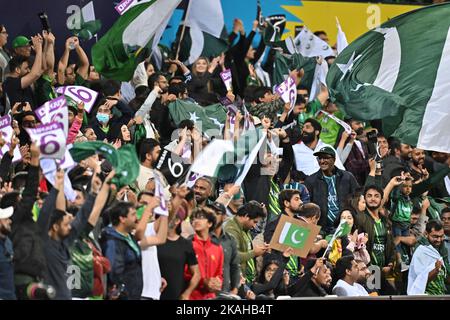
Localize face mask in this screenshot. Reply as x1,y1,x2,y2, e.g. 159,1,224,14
301,131,316,144
96,113,110,124
136,206,145,220
297,112,306,124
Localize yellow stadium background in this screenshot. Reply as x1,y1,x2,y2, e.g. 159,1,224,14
282,1,423,45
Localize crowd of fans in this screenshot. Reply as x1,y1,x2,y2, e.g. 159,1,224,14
0,17,449,300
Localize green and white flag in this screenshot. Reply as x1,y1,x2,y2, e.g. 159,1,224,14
190,139,234,177
294,26,335,58
263,20,296,55
279,221,311,249
327,3,450,153
336,17,349,55
323,220,351,258
92,0,181,81
67,1,102,41
168,99,227,134
179,0,228,65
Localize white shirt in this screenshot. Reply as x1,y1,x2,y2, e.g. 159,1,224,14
292,139,345,176
332,279,369,297
141,223,162,299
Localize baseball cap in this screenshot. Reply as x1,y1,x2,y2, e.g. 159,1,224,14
12,36,31,49
208,202,226,215
0,206,14,219
313,146,335,158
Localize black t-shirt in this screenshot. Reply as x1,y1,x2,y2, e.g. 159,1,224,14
3,76,35,108
157,236,197,300
150,98,175,147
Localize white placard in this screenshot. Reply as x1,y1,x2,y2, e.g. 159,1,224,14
56,85,98,113
26,122,66,159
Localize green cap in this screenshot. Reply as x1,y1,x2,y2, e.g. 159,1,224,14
12,36,31,49
313,146,336,158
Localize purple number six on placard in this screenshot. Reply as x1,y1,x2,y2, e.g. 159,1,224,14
40,133,60,155
68,87,92,103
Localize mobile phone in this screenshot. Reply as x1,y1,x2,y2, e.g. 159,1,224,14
366,130,378,158
38,12,51,32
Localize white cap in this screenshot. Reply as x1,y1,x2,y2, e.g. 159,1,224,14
0,206,14,219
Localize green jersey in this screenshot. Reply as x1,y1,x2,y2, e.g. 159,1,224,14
426,265,447,295
371,219,387,268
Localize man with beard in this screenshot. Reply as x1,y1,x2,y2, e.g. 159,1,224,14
148,73,177,146
336,118,370,185
356,185,397,294
134,138,169,195
224,201,268,284
408,220,450,295
263,190,304,280
288,258,332,297
292,118,345,176
193,177,214,208
382,138,412,186
101,202,143,300
0,206,15,299
332,255,369,296
409,148,429,184
304,147,359,234
37,169,104,300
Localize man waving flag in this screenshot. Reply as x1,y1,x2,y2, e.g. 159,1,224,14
326,3,450,153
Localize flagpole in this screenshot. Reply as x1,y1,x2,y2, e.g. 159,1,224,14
175,0,193,61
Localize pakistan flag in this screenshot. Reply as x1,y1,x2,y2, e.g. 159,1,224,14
279,222,311,249
326,3,450,153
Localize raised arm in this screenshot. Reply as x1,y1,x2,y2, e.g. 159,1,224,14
382,175,404,208
74,37,89,80
43,31,56,77
134,195,160,242
21,34,43,89
57,37,72,85
88,170,115,228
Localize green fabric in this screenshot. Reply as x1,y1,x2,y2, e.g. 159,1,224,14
168,100,227,133
91,0,159,81
305,99,322,119
223,217,256,282
177,28,228,66
426,266,447,295
268,178,282,223
75,73,89,87
70,141,140,187
122,233,141,258
390,189,413,223
70,237,94,298
317,111,343,146
323,175,339,227
243,231,256,284
273,51,315,88
326,3,450,146
35,75,56,107
371,219,387,268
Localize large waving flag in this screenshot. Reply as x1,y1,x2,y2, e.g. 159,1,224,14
336,17,349,55
327,3,450,153
168,99,227,133
178,0,228,64
92,0,181,81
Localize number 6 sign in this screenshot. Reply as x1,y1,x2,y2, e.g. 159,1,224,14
25,122,66,159
35,96,69,138
275,76,297,114
56,85,98,113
